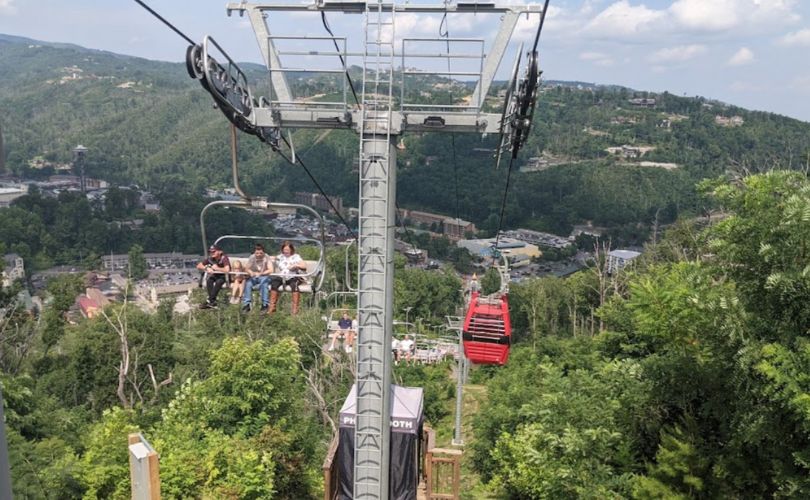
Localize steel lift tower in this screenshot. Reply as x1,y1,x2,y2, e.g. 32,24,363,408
186,1,545,497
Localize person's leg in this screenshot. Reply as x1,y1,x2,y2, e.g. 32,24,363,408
329,330,339,350
242,277,255,309
210,275,226,305
344,329,354,353
258,276,270,308
206,275,216,303
288,278,301,315
269,277,282,313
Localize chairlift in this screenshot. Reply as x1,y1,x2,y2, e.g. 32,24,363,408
200,198,327,295
462,254,511,365
325,307,358,352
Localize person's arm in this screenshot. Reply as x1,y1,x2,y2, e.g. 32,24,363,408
196,260,207,272
213,257,230,273
261,258,274,276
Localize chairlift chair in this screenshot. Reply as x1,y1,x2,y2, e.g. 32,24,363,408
200,198,327,295
462,254,512,365
325,307,357,336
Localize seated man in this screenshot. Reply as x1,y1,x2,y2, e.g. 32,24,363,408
196,244,231,309
242,243,273,312
328,311,355,352
398,334,415,365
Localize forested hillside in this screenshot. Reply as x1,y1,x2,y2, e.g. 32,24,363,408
2,35,810,241
2,32,810,500
467,170,810,497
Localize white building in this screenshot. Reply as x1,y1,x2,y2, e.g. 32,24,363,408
0,186,28,208
2,254,25,288
607,249,641,274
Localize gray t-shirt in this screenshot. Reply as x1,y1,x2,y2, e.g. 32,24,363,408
247,254,271,274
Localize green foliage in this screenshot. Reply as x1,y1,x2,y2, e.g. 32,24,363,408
704,171,810,341
394,363,454,424
78,407,138,499
632,419,710,499
153,337,319,499
394,268,461,322
481,347,647,498
479,267,501,295
153,381,276,499
127,244,148,280
473,171,810,498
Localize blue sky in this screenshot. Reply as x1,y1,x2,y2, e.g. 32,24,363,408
1,0,809,122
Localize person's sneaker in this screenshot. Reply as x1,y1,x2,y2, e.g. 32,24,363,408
345,345,353,353
199,302,212,310
241,304,251,313
260,304,269,312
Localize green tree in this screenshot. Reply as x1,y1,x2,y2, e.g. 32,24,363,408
78,407,139,499
480,267,501,295
127,244,148,280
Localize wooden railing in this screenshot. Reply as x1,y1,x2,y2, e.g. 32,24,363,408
423,428,462,500
322,434,340,500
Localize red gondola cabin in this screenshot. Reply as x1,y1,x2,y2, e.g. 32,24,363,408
462,291,511,365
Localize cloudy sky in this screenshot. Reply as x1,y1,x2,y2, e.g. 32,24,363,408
1,0,809,121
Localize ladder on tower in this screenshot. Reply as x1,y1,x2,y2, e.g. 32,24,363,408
355,1,396,499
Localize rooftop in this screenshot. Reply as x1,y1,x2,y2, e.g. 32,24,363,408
609,249,641,260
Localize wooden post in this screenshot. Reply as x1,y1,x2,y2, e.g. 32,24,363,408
425,450,433,498
129,433,160,500
322,434,340,500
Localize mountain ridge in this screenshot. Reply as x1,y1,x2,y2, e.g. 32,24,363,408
2,32,810,243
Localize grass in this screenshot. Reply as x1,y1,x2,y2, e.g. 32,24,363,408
429,365,507,499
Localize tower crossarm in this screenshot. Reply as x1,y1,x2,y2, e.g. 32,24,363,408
250,107,502,134
227,1,543,15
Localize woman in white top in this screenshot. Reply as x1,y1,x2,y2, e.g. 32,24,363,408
269,240,307,314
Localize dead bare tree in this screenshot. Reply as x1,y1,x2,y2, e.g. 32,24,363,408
100,296,131,409
148,363,172,404
302,358,336,435
588,239,612,333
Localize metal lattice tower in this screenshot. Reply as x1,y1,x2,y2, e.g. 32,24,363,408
211,3,546,497
355,2,396,497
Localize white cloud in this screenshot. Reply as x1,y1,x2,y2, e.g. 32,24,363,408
728,47,755,65
583,1,666,38
649,44,706,63
669,0,741,31
669,0,800,33
0,0,16,15
778,28,810,46
570,0,804,42
579,51,614,67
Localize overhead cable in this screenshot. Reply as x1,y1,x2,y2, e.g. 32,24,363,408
321,12,361,106
132,0,195,45
278,135,358,241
